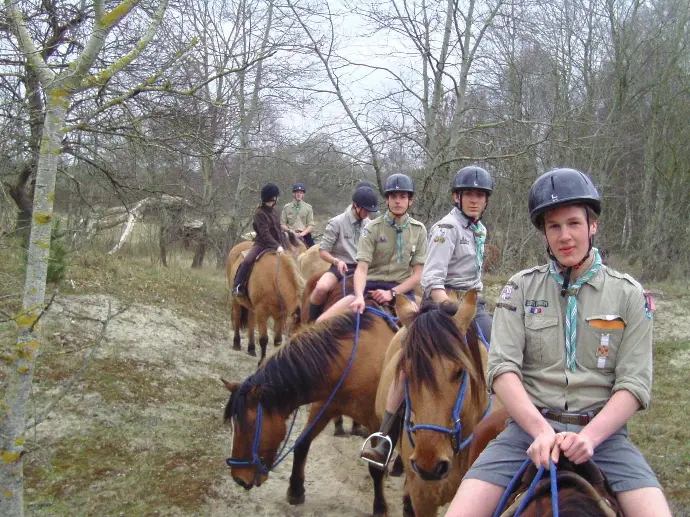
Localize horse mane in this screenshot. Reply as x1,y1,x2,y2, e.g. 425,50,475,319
224,310,376,432
283,230,300,248
397,300,486,408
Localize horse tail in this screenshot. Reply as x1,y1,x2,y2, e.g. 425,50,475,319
239,306,249,330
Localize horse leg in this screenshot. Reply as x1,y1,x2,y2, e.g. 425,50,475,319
351,421,369,437
402,492,416,517
369,463,388,517
390,454,404,477
407,480,439,517
247,310,256,357
333,416,346,437
231,301,242,351
257,314,269,366
287,403,336,505
273,314,283,348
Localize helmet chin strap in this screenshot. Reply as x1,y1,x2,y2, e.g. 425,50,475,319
353,205,365,220
455,192,488,225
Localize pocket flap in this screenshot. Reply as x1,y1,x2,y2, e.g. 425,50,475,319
525,315,559,330
586,315,626,329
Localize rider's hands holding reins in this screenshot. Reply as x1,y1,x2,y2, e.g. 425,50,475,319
335,259,348,275
277,246,285,254
349,294,366,314
554,431,594,465
370,289,393,304
527,427,560,469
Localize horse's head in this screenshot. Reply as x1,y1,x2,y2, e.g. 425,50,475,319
222,379,290,489
395,291,488,481
283,230,307,257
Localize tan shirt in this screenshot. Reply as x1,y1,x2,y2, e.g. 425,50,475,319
320,209,370,264
356,214,427,283
281,201,314,232
488,264,653,412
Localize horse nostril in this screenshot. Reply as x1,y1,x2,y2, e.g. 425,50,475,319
233,476,252,490
434,460,451,478
409,459,420,474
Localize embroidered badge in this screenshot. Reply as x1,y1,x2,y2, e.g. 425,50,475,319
361,228,369,238
496,302,517,312
458,237,470,245
500,285,513,300
437,227,447,236
506,281,519,290
433,236,446,243
529,307,542,314
596,334,610,368
438,223,454,229
525,299,549,308
643,291,655,319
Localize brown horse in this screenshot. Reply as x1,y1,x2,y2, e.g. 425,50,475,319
296,244,330,282
226,232,306,364
222,308,397,516
376,292,491,517
466,408,622,517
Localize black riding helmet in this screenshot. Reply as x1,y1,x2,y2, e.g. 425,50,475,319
356,180,376,192
528,168,601,228
383,173,414,196
452,166,494,194
292,182,306,192
261,183,280,203
529,168,601,296
352,186,379,213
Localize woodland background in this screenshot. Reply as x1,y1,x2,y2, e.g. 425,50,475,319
2,0,689,279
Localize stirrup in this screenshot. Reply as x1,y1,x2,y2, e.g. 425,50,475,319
359,432,393,470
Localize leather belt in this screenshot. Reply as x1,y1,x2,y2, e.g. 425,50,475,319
537,407,603,426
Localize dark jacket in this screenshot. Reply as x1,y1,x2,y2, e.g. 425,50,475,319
253,204,284,250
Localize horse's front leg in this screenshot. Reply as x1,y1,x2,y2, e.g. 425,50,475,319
273,313,283,348
369,464,388,517
247,309,256,357
231,301,242,351
256,313,269,366
406,478,440,517
287,402,337,505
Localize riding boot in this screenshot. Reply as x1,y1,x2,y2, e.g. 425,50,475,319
232,262,251,298
361,410,402,469
307,303,324,322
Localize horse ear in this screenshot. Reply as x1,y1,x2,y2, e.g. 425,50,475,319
221,379,241,392
454,289,478,334
395,294,418,327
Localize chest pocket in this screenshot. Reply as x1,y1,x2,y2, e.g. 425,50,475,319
578,315,625,371
524,315,561,365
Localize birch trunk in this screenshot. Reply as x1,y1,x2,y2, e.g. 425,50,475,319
0,91,68,517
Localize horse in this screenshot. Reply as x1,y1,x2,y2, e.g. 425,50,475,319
296,244,330,282
222,308,397,517
226,232,306,364
376,291,491,517
483,243,501,273
466,408,622,517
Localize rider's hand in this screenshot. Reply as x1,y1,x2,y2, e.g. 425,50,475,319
349,295,366,314
371,289,393,304
526,427,558,469
555,431,594,465
336,260,348,275
277,246,285,254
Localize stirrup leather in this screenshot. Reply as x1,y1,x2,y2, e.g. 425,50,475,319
359,432,394,470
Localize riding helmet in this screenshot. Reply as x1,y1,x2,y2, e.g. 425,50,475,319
452,166,494,195
352,186,379,213
292,182,307,192
383,173,415,196
261,183,280,203
528,168,601,228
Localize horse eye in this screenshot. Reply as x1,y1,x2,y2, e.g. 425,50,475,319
452,369,464,381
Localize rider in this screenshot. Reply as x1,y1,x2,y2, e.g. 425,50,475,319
306,186,379,322
281,182,315,248
421,165,494,342
232,183,285,298
316,172,427,322
445,168,671,517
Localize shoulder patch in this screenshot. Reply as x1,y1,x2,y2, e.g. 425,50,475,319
496,302,517,312
437,223,454,229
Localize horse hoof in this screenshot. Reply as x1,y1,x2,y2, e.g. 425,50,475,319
232,344,241,351
333,426,347,437
389,455,404,477
273,341,282,348
351,425,370,438
247,348,256,357
286,490,305,505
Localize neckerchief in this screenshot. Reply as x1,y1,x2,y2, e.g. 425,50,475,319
384,210,409,264
549,248,602,372
470,220,486,273
293,201,301,214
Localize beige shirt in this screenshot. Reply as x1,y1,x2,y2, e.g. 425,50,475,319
488,264,653,412
356,213,427,283
281,201,314,232
320,209,370,264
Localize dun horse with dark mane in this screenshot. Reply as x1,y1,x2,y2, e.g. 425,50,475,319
226,232,306,364
222,307,397,516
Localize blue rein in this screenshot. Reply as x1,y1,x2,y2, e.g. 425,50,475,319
492,458,560,517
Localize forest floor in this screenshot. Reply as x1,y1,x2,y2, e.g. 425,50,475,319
1,245,688,517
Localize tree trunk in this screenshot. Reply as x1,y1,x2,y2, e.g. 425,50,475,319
0,91,68,517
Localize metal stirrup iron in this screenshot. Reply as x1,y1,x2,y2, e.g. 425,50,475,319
359,432,394,470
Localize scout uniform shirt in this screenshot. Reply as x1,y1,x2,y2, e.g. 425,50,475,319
421,207,484,297
487,263,653,413
281,200,314,232
320,209,370,265
356,213,427,283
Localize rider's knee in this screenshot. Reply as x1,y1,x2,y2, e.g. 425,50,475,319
616,487,672,517
445,479,504,517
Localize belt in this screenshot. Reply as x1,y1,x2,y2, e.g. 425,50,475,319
537,407,603,426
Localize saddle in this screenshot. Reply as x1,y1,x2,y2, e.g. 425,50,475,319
500,458,623,517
